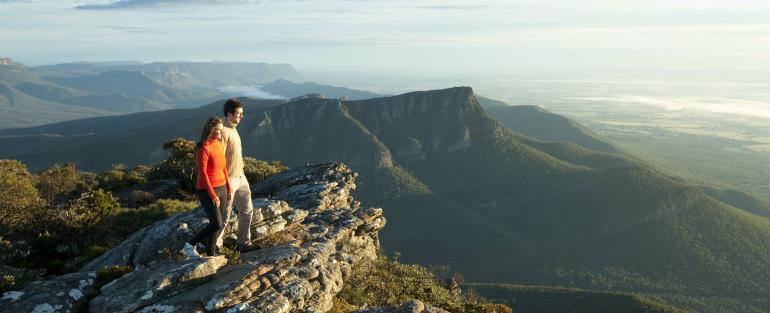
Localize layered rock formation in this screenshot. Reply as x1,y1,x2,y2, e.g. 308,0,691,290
1,163,386,313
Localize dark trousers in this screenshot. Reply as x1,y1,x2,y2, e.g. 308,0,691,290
191,185,227,254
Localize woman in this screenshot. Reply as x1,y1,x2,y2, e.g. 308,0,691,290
183,116,232,257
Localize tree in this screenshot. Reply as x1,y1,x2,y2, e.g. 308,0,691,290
35,163,79,202
0,160,41,234
149,138,197,191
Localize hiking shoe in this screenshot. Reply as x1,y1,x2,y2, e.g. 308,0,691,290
182,242,201,259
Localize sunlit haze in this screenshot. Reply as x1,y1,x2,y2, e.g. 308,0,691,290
2,0,769,81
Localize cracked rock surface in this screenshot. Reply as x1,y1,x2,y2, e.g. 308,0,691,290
1,163,385,313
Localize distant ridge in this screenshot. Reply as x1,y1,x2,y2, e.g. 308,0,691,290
31,61,299,87
478,97,618,153
259,79,381,100
0,59,300,129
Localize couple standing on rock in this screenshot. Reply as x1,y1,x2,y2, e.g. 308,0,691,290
183,98,254,257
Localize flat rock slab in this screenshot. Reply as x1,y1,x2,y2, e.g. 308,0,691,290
0,271,96,313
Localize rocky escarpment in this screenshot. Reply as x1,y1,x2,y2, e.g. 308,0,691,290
1,163,386,313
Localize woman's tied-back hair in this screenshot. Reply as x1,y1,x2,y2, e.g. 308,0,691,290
223,98,244,116
197,116,224,149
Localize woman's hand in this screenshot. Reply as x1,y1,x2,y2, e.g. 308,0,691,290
213,196,221,209
227,192,233,202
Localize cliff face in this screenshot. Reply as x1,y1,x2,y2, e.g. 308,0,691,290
240,87,501,169
1,163,386,313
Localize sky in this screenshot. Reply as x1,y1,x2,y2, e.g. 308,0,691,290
1,0,769,80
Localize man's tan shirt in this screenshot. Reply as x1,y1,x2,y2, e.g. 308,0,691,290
221,120,245,179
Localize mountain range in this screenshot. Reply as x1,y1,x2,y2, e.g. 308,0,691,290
1,86,769,313
0,58,298,129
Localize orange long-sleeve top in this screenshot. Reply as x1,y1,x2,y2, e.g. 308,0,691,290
195,139,231,200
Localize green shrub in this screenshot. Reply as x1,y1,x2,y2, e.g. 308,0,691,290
96,199,197,244
123,190,156,208
163,138,196,160
3,189,120,273
35,163,79,203
220,244,241,265
327,298,359,313
243,158,288,183
0,160,42,235
100,164,128,191
126,165,151,185
76,171,100,193
0,264,42,293
94,265,133,290
84,245,110,262
148,138,197,191
334,255,512,313
463,303,514,313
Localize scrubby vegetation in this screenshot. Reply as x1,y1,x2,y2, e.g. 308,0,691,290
465,283,689,313
94,265,133,290
331,254,513,313
0,138,288,293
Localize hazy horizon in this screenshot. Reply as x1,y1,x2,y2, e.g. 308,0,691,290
2,0,769,82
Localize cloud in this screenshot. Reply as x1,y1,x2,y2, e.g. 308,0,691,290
75,0,262,10
311,9,373,14
96,25,166,34
415,5,489,10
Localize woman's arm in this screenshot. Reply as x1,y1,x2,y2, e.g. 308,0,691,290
197,146,217,200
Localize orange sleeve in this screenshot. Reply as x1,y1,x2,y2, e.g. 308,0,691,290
197,146,217,200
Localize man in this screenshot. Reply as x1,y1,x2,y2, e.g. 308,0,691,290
215,98,254,251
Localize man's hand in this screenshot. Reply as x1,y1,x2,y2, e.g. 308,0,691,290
213,196,221,209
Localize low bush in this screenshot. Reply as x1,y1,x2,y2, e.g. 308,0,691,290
35,163,79,202
334,255,512,313
94,265,133,290
244,158,288,183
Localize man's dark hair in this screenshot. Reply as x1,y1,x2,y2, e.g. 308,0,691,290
223,98,244,116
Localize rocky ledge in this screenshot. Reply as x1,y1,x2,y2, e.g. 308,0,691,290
1,163,386,313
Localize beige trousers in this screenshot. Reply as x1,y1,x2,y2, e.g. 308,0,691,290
215,174,253,247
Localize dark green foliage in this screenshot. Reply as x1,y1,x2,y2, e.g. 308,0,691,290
99,164,128,191
97,163,154,192
163,138,196,160
219,244,241,265
243,158,288,183
35,163,79,202
0,264,42,294
96,199,197,245
700,185,770,218
354,166,431,204
333,255,512,313
11,189,121,273
149,138,197,191
480,102,618,154
465,283,689,313
76,171,100,193
0,160,42,234
94,265,133,290
126,165,151,185
1,178,196,275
